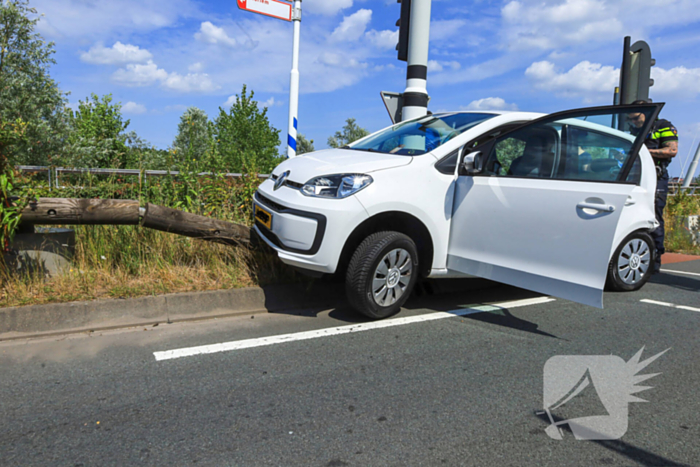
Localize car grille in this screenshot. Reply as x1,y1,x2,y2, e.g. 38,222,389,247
255,192,287,212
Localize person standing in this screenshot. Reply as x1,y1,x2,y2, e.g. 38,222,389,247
629,100,679,273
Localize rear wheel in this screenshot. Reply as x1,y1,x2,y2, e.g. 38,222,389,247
345,231,419,320
606,231,655,292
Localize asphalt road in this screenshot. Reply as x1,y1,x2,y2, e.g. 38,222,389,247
1,261,699,467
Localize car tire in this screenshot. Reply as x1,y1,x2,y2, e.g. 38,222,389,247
346,231,419,320
606,231,655,292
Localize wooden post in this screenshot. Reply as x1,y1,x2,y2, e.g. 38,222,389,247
19,198,251,247
21,198,140,225
141,203,250,246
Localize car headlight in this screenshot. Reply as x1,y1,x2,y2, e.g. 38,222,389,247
301,174,373,199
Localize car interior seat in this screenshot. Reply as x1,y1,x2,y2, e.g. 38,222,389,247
508,130,556,177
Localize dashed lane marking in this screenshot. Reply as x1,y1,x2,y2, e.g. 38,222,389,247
154,297,556,362
640,299,700,313
660,269,700,278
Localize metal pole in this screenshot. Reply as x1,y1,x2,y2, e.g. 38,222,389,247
682,141,700,189
401,0,431,122
619,36,631,105
286,0,302,158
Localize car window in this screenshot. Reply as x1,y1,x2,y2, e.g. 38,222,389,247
479,106,657,183
349,112,497,156
558,126,634,182
483,126,559,178
437,123,526,175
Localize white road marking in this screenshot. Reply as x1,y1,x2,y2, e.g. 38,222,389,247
640,299,700,313
154,296,556,362
661,269,700,278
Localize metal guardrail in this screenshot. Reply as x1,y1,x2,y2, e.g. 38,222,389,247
17,165,697,194
17,166,270,189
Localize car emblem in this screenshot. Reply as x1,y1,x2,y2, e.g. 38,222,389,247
274,171,290,191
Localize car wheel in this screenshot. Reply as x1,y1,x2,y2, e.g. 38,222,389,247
346,231,419,320
606,231,655,292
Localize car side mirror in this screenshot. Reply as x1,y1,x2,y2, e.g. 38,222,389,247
461,149,484,175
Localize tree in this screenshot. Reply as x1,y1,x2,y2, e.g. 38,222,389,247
214,85,282,173
296,133,315,155
0,0,69,168
172,107,212,164
65,94,130,168
328,118,369,148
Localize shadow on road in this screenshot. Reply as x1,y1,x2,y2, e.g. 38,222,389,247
649,273,700,293
533,412,690,466
263,277,560,339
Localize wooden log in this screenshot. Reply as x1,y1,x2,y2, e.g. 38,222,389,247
141,203,250,246
21,198,140,225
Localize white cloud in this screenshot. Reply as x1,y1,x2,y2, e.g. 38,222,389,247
112,61,169,87
462,97,519,111
80,42,152,65
122,102,148,114
428,60,461,73
652,66,700,96
162,73,220,93
112,60,219,93
526,60,700,97
188,62,204,72
501,0,621,50
33,0,197,39
525,60,619,94
317,52,367,69
304,0,353,16
331,9,372,42
195,22,237,48
430,20,466,41
366,29,399,50
224,95,281,108
428,60,444,72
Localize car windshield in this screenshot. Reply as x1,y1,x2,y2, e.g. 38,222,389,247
347,112,498,156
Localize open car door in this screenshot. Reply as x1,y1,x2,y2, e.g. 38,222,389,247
446,104,663,308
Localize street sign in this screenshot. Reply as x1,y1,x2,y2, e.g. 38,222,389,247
237,0,292,22
381,91,403,124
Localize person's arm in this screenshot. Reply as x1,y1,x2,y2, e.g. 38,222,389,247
649,140,678,160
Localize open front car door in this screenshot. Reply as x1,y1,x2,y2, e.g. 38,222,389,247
446,104,663,308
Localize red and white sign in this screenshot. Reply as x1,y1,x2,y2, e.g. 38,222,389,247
237,0,292,22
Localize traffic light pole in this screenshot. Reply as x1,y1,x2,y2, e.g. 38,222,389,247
287,0,302,158
401,0,432,122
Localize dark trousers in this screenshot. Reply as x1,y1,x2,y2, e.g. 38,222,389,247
652,174,669,264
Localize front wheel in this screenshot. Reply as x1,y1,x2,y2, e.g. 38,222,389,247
606,231,655,292
345,232,419,320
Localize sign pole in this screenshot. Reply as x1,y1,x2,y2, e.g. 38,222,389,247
287,0,302,158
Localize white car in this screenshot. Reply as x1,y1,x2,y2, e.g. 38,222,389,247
253,104,663,319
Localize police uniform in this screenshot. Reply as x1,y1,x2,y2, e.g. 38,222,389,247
644,119,679,270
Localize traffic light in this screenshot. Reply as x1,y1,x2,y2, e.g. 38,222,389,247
396,0,411,62
619,37,655,104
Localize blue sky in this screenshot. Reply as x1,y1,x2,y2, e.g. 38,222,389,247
34,0,700,177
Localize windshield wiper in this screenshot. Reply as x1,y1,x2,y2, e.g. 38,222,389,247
344,147,382,153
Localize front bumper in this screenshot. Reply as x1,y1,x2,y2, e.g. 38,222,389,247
253,180,369,274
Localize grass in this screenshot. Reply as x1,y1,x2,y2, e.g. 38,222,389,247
664,191,700,256
1,224,305,308
1,168,308,308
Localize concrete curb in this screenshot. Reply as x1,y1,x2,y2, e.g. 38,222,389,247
0,278,495,341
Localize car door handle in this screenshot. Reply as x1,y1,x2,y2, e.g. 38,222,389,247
624,197,636,206
577,202,616,213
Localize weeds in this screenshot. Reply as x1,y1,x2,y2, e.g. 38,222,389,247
664,191,700,255
1,168,306,308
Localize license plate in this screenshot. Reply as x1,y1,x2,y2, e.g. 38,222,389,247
255,205,273,230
